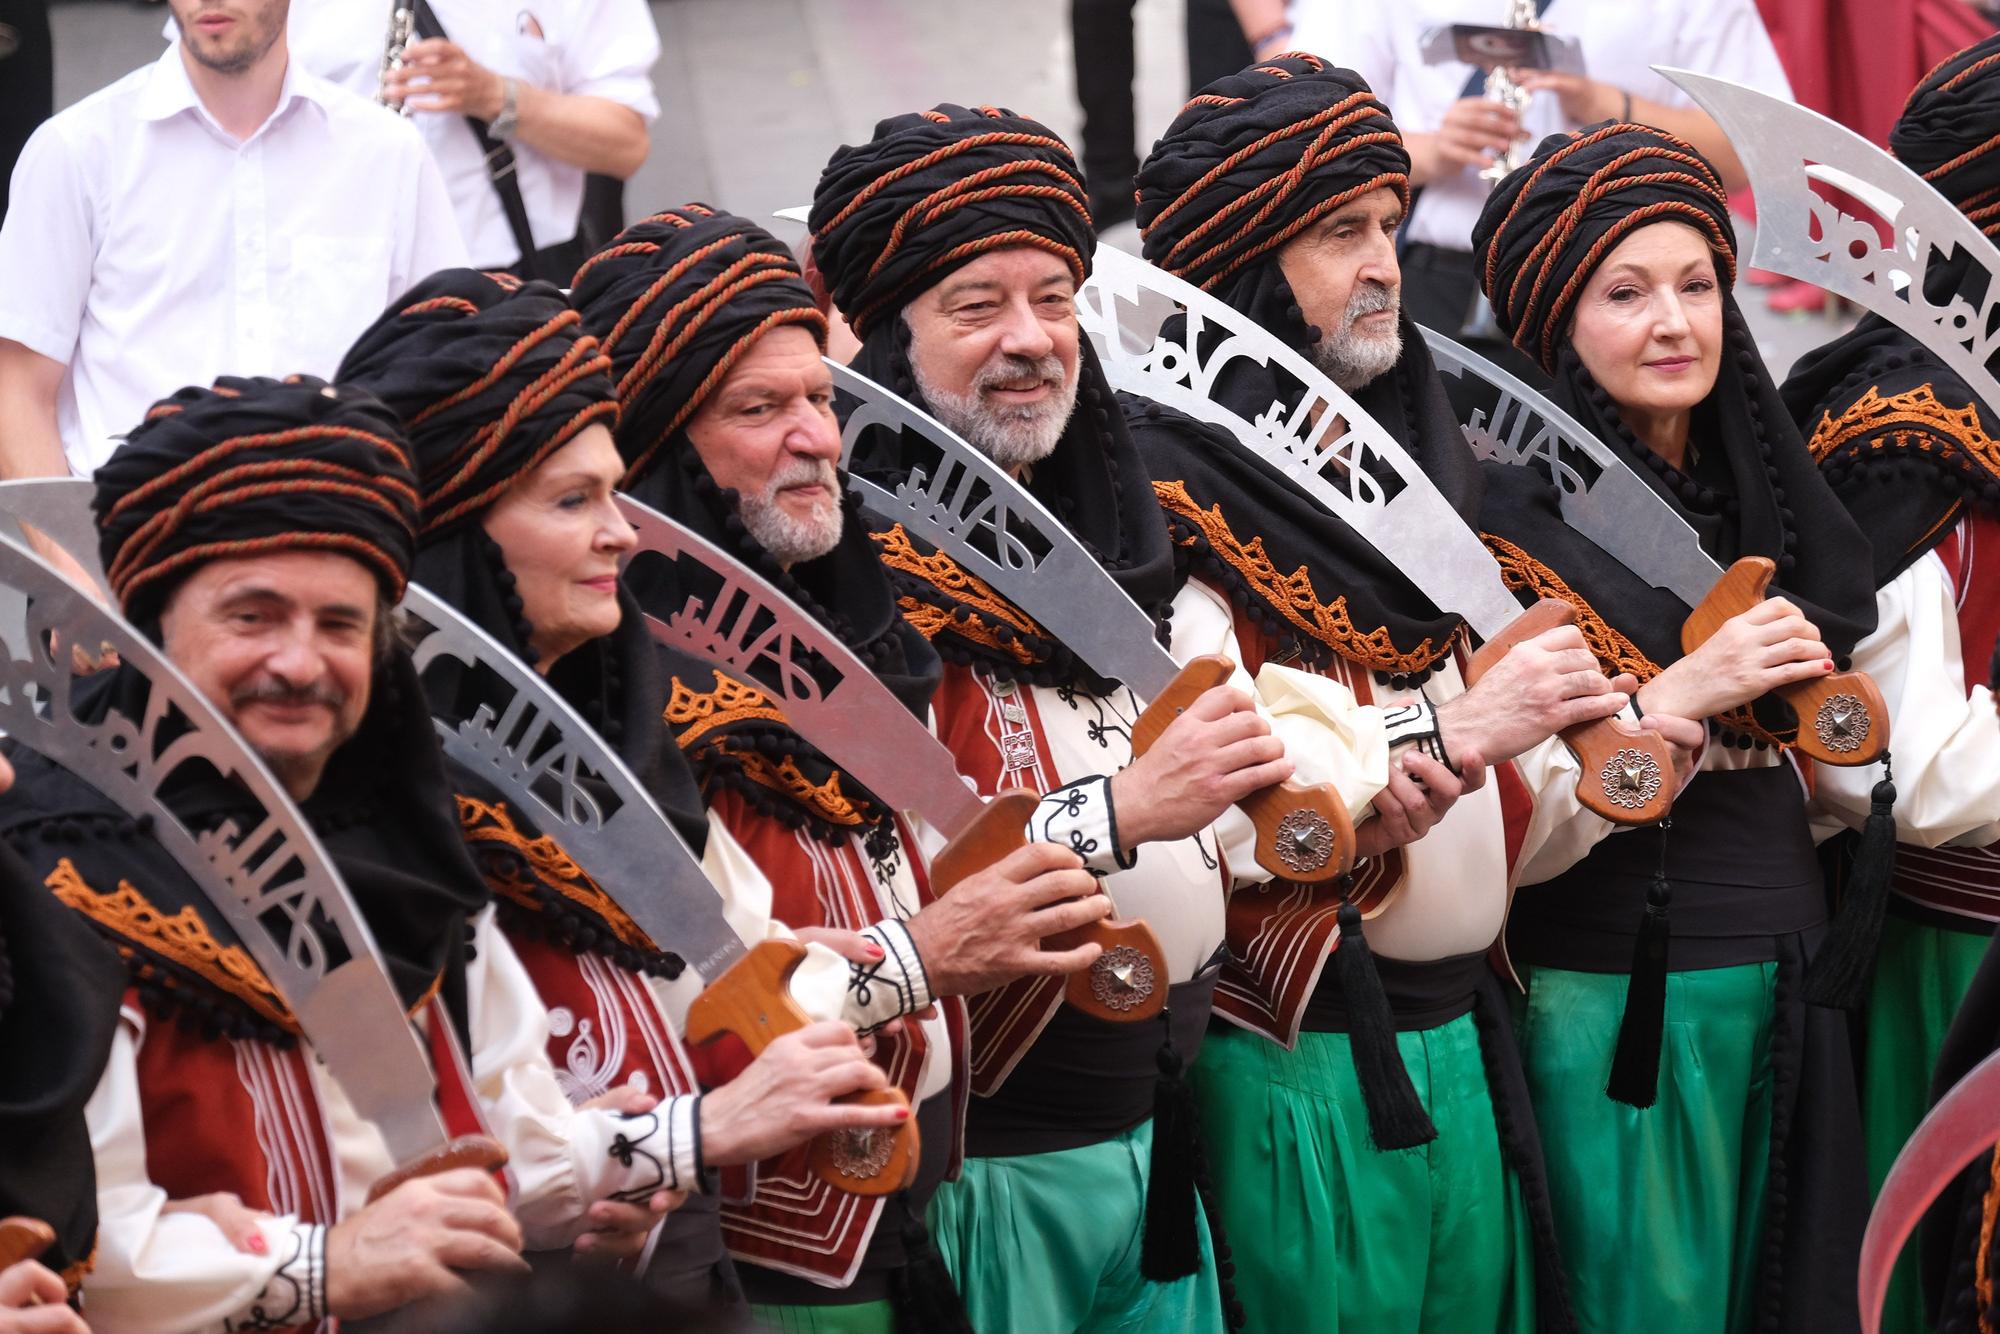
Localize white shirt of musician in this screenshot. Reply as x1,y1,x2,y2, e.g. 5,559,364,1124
1288,0,1792,253
280,0,662,268
0,41,466,478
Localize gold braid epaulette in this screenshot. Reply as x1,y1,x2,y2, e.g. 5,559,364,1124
662,671,788,748
455,795,654,954
1156,479,1456,672
1482,531,1790,747
873,523,1044,664
46,859,298,1033
1808,383,2000,480
716,743,872,829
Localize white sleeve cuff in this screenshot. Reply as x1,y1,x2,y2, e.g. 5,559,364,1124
1384,693,1455,772
1034,776,1131,874
844,919,936,1034
223,1222,325,1333
605,1094,705,1200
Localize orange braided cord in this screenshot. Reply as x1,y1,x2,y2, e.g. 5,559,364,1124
1157,479,1456,671
662,671,790,748
456,795,654,953
875,522,1046,662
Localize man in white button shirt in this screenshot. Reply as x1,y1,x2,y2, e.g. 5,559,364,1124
0,0,467,501
292,1,659,280
1289,0,1791,376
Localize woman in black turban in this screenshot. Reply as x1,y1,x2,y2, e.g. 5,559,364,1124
340,270,902,1314
1472,124,1879,1334
1777,35,2000,1334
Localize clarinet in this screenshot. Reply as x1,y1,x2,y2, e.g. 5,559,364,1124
376,5,417,117
1477,0,1540,184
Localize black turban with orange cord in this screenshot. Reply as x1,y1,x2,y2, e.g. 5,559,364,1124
94,374,420,625
1893,31,2000,232
1128,55,1479,683
568,203,940,842
807,105,1178,694
337,269,619,539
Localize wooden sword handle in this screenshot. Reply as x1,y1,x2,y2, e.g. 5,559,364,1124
366,1135,510,1205
1132,654,1357,884
1466,598,1676,826
685,939,917,1197
932,790,1168,1023
1680,556,1889,766
0,1217,55,1272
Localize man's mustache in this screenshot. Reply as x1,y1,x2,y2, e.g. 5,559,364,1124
232,679,347,711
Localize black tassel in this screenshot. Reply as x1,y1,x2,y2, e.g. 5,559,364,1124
1140,1034,1203,1282
1803,757,1897,1009
1332,901,1436,1150
887,1196,973,1334
1607,825,1673,1108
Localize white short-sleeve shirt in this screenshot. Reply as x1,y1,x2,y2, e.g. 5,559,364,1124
284,0,662,267
1288,0,1792,251
0,43,467,476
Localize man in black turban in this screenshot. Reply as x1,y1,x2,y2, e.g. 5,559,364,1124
576,203,1140,1333
1127,55,1706,1334
1779,35,2000,1334
1,375,528,1331
809,102,1402,1334
1473,123,1880,1334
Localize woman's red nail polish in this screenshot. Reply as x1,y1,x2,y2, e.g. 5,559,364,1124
894,1106,912,1121
246,1234,268,1255
1823,660,1835,671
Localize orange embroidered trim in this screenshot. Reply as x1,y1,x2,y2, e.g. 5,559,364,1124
718,743,872,829
58,1242,95,1296
455,796,653,954
662,671,789,748
1807,383,2000,481
46,859,297,1033
874,523,1045,664
1156,479,1455,672
1978,1147,1998,1334
1483,532,1789,747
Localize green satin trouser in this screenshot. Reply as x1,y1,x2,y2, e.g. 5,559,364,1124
1863,912,1993,1334
1515,961,1775,1334
926,1118,1224,1334
752,1299,894,1333
1191,1015,1537,1333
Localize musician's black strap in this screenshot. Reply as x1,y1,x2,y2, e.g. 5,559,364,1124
409,1,545,277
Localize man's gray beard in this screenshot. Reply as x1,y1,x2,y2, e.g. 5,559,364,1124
1308,282,1404,392
738,458,844,565
911,353,1079,470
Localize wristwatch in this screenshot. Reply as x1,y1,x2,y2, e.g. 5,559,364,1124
490,78,520,140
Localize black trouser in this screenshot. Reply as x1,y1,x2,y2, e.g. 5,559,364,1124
1069,0,1251,205
0,0,53,224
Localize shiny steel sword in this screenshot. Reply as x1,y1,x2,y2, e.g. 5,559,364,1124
1420,325,1888,766
1662,66,2000,419
830,359,1360,882
1077,244,1675,821
0,516,503,1198
399,581,918,1197
615,492,1169,1023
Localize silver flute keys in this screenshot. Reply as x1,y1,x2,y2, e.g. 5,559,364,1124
377,5,416,116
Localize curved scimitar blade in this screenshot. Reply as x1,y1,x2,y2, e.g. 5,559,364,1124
1859,1047,2000,1333
1662,66,2000,418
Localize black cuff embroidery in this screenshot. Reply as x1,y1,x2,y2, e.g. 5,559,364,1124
224,1225,324,1332
606,1109,671,1202
1383,691,1458,775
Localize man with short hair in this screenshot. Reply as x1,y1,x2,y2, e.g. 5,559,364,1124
0,0,464,491
807,104,1433,1333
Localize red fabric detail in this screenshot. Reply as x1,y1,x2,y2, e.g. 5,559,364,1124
1934,511,2000,691
135,998,338,1225
1756,0,1993,151
503,934,699,1100
422,1000,506,1196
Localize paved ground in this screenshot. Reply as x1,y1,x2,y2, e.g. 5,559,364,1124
46,0,1852,375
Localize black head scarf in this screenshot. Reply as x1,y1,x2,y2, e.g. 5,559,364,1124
1781,35,2000,588
573,205,940,847
1472,123,1878,743
0,839,121,1285
31,378,489,1047
340,269,706,971
810,106,1178,692
1130,56,1478,679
